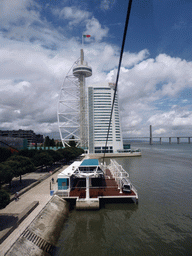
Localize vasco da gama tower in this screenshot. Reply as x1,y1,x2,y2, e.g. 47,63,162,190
57,49,123,153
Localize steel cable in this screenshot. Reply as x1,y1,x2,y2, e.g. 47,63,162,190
103,0,133,161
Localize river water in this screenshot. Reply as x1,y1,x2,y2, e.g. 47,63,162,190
54,143,192,256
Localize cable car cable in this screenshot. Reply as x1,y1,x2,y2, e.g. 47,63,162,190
103,0,133,162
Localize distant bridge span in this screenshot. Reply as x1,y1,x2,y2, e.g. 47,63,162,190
124,125,192,145
124,136,192,144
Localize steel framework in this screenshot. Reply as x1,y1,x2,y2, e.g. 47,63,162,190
57,49,92,149
57,59,82,147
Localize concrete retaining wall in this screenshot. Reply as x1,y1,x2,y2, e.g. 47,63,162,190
6,196,69,256
0,201,39,244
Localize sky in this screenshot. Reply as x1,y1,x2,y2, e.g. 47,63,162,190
0,0,192,140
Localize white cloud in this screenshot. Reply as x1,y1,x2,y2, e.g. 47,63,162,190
0,2,192,139
1,31,192,138
53,6,108,42
153,128,166,135
122,49,149,67
100,0,115,10
53,6,91,26
148,108,192,134
0,0,65,49
0,0,37,25
117,53,192,106
84,17,109,41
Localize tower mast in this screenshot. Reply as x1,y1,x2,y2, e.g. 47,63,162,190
73,49,92,149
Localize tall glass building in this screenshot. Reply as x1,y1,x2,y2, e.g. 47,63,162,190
88,82,123,153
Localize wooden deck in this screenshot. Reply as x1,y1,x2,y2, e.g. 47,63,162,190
69,169,136,199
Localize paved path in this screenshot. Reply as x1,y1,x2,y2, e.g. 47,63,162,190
0,166,66,255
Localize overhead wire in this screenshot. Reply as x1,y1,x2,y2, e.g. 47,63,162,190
103,0,133,162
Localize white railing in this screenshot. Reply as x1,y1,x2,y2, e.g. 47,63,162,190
55,190,70,197
109,159,129,179
100,162,107,174
108,160,138,201
108,159,130,192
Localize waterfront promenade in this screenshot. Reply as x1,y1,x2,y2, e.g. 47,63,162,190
0,167,65,255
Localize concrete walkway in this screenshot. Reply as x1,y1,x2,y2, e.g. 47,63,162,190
0,167,66,255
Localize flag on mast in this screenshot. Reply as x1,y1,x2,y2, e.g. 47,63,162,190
82,34,91,47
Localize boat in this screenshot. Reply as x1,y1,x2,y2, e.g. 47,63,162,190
55,158,138,210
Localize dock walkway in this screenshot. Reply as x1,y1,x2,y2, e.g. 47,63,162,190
69,169,136,199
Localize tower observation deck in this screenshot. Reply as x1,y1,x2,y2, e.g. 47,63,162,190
73,49,92,149
73,49,92,77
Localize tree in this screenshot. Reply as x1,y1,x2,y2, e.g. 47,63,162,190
47,150,63,163
7,156,35,183
0,163,14,188
18,149,38,159
44,136,50,148
68,136,77,147
33,152,53,170
0,190,10,209
56,141,63,148
50,139,55,147
58,147,84,163
0,147,12,163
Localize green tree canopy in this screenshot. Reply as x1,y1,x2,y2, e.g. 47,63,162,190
46,150,63,163
56,141,63,148
7,155,35,183
0,163,14,188
50,138,55,147
18,149,38,159
0,147,12,163
44,136,50,147
68,136,77,147
57,147,84,163
33,152,53,169
0,190,10,209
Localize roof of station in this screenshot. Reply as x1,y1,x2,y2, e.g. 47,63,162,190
80,159,99,167
58,161,82,177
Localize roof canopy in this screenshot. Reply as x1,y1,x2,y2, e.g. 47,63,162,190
80,159,99,167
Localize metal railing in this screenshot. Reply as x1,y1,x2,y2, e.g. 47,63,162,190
108,159,130,191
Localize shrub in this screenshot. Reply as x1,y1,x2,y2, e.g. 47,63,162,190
0,189,10,209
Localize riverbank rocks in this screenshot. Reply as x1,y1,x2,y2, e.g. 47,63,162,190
6,195,69,256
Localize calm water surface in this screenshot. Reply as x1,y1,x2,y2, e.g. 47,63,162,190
55,143,192,256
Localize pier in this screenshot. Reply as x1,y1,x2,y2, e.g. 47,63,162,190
55,159,138,209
